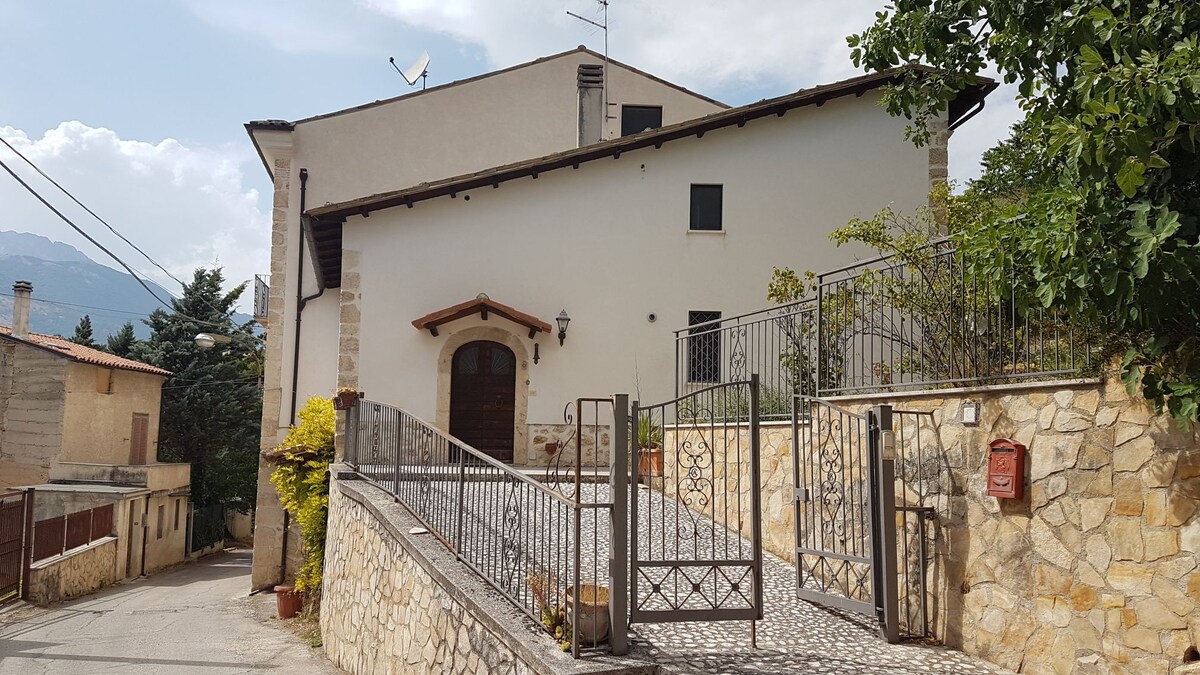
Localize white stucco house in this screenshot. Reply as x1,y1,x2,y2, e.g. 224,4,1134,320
244,46,994,588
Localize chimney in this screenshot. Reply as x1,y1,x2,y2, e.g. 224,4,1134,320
11,281,31,339
578,63,604,147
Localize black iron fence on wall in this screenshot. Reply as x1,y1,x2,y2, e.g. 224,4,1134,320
345,398,629,658
675,240,1094,402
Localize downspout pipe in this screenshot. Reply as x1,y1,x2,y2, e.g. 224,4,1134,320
279,167,324,589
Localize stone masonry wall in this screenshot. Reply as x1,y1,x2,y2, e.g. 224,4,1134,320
27,537,118,605
321,475,638,675
662,376,1200,674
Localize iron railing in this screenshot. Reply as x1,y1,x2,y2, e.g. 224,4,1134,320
253,274,270,322
674,301,816,420
816,240,1093,395
674,241,1094,401
345,398,627,657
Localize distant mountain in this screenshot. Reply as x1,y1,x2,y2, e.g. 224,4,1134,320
0,231,252,340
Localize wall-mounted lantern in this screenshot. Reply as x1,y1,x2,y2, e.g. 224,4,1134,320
556,310,571,346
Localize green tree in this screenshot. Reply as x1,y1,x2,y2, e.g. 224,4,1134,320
850,1,1200,423
105,321,138,357
69,314,97,348
132,268,262,511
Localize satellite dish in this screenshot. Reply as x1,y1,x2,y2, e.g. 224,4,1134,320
390,51,430,90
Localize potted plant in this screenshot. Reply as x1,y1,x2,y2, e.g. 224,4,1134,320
274,584,304,619
333,387,360,410
563,583,610,644
636,413,663,480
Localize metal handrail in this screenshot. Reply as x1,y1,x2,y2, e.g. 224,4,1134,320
344,397,618,658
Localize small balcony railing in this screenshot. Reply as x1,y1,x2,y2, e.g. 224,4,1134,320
253,274,270,325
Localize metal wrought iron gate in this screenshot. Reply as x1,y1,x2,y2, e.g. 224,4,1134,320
791,396,900,642
630,376,763,625
0,490,32,603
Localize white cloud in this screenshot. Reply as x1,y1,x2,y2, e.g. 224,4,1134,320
182,0,405,56
0,122,269,312
359,0,876,90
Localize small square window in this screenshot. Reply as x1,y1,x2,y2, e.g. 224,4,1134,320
621,105,662,136
689,184,723,231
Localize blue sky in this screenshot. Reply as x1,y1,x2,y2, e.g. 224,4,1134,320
0,0,1021,313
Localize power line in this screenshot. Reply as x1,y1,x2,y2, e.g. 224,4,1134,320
0,135,189,289
0,290,153,318
0,155,228,328
161,377,262,391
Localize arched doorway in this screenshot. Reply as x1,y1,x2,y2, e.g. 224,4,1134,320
450,341,516,461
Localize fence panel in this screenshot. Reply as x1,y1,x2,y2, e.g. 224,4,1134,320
32,517,65,562
91,504,115,541
674,302,815,421
65,510,92,550
816,240,1092,395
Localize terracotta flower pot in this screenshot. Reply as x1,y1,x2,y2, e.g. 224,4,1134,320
563,584,610,644
637,447,663,479
275,585,304,619
333,390,360,410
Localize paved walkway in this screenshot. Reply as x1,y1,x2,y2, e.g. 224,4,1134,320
0,550,341,675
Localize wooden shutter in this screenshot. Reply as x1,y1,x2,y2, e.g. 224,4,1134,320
130,413,149,464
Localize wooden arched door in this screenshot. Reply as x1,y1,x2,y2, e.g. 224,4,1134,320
450,341,516,461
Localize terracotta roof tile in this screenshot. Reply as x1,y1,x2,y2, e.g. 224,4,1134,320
0,326,172,377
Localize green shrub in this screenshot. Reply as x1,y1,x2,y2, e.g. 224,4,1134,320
269,396,336,594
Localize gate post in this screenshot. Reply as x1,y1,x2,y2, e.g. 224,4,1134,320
608,394,630,655
20,488,34,600
870,405,900,643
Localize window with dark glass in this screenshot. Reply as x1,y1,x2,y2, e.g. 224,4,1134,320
689,184,723,231
621,105,663,136
687,311,722,383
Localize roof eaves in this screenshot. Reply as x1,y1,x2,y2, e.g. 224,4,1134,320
244,121,294,180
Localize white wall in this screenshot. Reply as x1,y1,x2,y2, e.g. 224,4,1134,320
339,92,929,431
267,49,726,432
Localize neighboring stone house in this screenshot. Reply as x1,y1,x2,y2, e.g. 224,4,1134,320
245,46,994,588
0,281,190,576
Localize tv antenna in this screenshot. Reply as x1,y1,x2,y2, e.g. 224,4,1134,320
567,1,612,120
390,51,430,90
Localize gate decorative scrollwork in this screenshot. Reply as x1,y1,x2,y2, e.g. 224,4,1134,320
792,396,900,642
629,377,763,625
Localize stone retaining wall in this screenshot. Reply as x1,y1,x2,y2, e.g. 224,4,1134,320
320,472,653,675
663,376,1200,674
27,537,117,605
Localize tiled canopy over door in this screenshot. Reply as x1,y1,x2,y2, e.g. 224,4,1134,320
450,341,516,462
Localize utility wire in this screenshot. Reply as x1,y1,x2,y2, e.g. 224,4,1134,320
161,377,262,391
0,155,228,328
0,135,189,289
0,290,154,318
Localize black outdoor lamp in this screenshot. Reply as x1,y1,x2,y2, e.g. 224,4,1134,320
556,310,571,346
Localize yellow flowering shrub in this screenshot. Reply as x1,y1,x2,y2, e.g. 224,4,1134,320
269,396,336,593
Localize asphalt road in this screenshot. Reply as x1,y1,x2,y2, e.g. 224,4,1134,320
0,549,342,675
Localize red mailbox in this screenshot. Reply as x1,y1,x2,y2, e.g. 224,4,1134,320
987,438,1026,500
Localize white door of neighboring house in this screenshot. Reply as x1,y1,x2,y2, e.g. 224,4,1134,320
449,341,516,462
